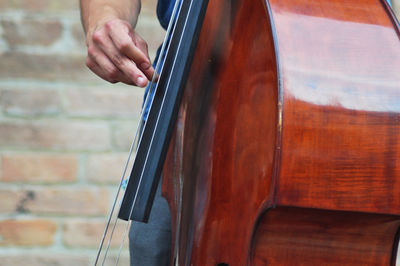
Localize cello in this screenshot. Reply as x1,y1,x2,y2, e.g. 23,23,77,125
99,0,400,265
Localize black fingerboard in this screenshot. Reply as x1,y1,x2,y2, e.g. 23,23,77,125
118,0,209,222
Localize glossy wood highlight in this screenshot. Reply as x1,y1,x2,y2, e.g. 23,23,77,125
163,0,278,265
162,0,400,265
271,0,400,215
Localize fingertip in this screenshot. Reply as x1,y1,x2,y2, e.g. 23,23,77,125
148,68,157,81
138,62,156,81
137,76,148,88
153,73,160,82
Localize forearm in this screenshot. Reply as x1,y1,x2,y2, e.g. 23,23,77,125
80,0,141,35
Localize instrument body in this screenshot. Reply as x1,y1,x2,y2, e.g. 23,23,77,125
162,0,400,265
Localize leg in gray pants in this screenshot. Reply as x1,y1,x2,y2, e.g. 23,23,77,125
129,182,172,266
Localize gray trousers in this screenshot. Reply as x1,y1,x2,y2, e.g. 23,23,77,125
129,182,172,266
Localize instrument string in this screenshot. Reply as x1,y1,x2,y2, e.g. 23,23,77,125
113,0,187,263
94,0,184,265
123,0,192,224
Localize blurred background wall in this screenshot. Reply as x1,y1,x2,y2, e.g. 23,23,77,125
0,1,399,266
394,0,400,14
0,0,163,265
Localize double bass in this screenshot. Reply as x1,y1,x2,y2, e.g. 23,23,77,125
100,0,400,265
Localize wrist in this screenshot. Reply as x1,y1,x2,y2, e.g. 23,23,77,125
85,1,139,36
86,6,120,32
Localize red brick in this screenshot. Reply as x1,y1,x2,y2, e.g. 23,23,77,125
0,190,20,213
1,154,78,183
86,153,131,184
71,22,86,48
0,219,57,246
63,219,131,249
27,187,109,216
0,89,61,116
0,188,109,216
1,18,62,47
0,120,111,151
0,254,90,266
64,87,143,118
0,0,77,11
0,52,94,81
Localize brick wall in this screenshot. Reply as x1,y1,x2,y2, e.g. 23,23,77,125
0,0,164,265
0,1,399,265
394,0,400,16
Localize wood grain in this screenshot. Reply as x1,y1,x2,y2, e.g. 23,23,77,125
272,0,400,214
163,0,278,264
162,0,400,265
251,207,400,265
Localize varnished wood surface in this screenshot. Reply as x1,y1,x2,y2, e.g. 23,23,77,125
271,0,400,214
251,207,400,265
163,0,278,265
162,0,400,265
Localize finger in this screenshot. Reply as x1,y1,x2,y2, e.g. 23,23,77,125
133,35,158,81
93,34,148,87
108,26,155,80
87,57,136,85
86,56,117,83
87,45,131,84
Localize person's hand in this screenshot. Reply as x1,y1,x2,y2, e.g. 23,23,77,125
85,18,155,87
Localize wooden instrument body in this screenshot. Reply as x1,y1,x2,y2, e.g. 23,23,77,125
162,0,400,265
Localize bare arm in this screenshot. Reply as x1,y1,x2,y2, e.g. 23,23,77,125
80,0,155,87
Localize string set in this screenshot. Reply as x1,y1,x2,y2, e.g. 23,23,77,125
93,0,186,265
